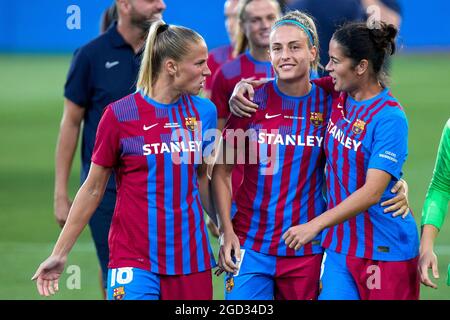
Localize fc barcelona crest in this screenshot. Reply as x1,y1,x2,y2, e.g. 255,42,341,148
113,286,125,300
225,276,234,293
352,119,366,135
185,117,198,131
310,112,323,127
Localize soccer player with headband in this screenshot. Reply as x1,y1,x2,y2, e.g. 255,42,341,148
212,10,327,300
226,14,415,299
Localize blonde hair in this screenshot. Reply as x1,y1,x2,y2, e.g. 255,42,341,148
137,20,204,96
272,11,321,71
233,0,281,57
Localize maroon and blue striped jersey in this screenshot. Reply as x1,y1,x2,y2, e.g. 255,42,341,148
211,51,275,120
321,87,419,261
223,80,332,256
204,44,234,94
92,91,217,275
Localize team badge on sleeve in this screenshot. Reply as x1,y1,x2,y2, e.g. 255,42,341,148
185,117,198,131
352,119,366,135
113,286,125,300
310,112,323,127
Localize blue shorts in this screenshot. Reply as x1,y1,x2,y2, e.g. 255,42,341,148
88,188,115,288
107,267,213,300
319,249,419,300
224,247,322,300
319,250,360,300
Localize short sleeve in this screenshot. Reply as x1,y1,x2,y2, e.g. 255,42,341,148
421,118,450,229
312,76,339,98
204,52,220,93
368,112,408,180
222,114,252,146
200,99,218,156
64,48,91,107
91,106,121,168
210,67,232,119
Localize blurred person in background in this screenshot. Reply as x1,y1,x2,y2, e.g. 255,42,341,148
100,2,118,33
211,0,281,130
203,0,240,98
54,0,166,298
419,119,450,289
209,0,281,237
285,0,401,75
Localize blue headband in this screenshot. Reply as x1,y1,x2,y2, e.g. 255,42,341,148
272,20,314,45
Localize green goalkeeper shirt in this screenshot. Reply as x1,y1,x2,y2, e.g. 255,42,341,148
421,118,450,230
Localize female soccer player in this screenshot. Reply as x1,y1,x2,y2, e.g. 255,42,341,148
32,21,217,300
211,0,281,130
227,19,412,300
208,0,283,237
212,10,327,300
203,0,240,98
281,22,420,300
419,118,450,289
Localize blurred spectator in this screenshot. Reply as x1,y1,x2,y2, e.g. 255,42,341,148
100,2,118,33
285,0,401,75
362,0,402,29
203,0,240,98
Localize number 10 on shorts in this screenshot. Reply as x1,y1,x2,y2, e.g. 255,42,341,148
110,268,134,287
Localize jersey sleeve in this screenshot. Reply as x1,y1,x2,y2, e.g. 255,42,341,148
204,52,220,93
368,111,408,180
421,118,450,229
222,114,252,146
91,106,121,168
200,98,218,157
210,67,232,119
313,76,339,98
64,47,91,108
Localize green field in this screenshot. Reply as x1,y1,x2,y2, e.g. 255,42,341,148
0,54,449,300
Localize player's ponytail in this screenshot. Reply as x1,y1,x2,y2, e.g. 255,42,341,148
137,20,204,97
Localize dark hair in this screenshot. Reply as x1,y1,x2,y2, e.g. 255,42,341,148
100,3,118,33
332,22,397,83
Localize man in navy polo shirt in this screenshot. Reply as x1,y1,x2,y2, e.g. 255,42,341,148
55,0,166,298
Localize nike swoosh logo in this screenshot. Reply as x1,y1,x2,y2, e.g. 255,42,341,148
105,61,119,69
143,123,159,131
265,113,282,119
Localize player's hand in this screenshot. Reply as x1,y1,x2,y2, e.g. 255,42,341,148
419,248,439,289
206,216,220,238
218,231,241,274
31,255,66,296
381,179,409,218
54,196,72,228
283,221,321,251
229,78,269,118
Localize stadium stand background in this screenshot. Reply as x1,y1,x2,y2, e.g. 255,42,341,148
0,0,449,53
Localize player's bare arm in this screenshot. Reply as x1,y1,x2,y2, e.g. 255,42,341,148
211,138,241,274
33,163,111,296
419,224,440,289
283,168,392,250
